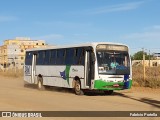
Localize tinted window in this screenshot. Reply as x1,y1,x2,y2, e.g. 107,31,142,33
50,50,56,65
25,52,33,65
37,51,45,65
65,47,85,65
29,47,86,66
56,49,65,65
74,48,85,65
65,48,74,65
44,50,50,65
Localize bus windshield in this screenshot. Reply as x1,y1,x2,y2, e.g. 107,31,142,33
96,50,130,75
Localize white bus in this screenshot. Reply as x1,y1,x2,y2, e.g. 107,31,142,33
24,42,132,95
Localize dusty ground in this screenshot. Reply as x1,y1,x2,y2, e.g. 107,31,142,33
0,75,159,120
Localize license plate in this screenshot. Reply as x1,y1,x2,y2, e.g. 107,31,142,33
113,84,119,87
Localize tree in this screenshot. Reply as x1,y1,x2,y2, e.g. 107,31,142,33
133,51,144,60
132,51,152,60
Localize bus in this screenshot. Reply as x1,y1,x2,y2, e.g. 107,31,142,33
24,42,132,95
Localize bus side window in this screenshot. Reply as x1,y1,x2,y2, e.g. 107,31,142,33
44,50,50,65
56,49,65,65
74,48,80,65
80,49,85,65
25,52,33,65
37,51,45,65
36,52,40,65
65,48,74,65
50,50,56,65
74,48,83,65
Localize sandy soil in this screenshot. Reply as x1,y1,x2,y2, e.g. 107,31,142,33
0,75,159,120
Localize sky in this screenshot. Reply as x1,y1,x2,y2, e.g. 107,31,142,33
0,0,160,54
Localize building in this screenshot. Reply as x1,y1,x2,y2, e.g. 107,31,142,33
0,46,2,70
153,53,160,59
0,37,46,70
132,60,160,67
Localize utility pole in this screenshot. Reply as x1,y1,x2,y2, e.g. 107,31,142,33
142,48,146,81
149,50,151,67
14,57,17,76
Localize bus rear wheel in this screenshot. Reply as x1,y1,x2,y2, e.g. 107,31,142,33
74,80,84,95
104,90,113,95
37,77,45,90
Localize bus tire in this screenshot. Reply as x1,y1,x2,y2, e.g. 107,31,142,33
24,81,28,87
74,80,84,95
104,90,113,95
37,77,45,91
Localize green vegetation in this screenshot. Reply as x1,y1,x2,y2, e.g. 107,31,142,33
132,51,153,60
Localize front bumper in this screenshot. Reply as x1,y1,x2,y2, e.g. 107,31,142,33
94,79,132,90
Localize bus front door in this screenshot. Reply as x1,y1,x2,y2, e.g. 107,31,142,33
31,54,36,84
85,49,95,88
85,51,92,88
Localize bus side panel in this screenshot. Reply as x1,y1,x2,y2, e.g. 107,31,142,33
69,66,85,88
35,65,84,88
36,65,65,87
24,65,32,84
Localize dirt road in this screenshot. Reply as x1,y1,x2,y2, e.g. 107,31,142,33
0,75,159,120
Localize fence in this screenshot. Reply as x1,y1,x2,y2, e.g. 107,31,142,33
132,66,160,88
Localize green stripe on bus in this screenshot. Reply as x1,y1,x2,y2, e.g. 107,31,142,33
94,80,132,90
66,65,71,85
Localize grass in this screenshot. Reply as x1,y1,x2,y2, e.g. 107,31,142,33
132,66,160,88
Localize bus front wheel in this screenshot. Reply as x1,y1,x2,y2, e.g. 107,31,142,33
74,80,84,95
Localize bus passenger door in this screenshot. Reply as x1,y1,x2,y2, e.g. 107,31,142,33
31,54,36,84
85,50,94,88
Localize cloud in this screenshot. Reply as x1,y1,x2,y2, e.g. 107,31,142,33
123,26,160,41
72,1,145,15
0,16,18,22
33,34,64,41
73,33,88,37
152,25,160,30
144,25,160,31
35,21,92,29
92,1,144,14
124,31,160,40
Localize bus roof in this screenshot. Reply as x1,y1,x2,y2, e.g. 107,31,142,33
26,42,128,52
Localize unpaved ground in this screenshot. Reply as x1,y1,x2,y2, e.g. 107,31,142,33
0,75,159,120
